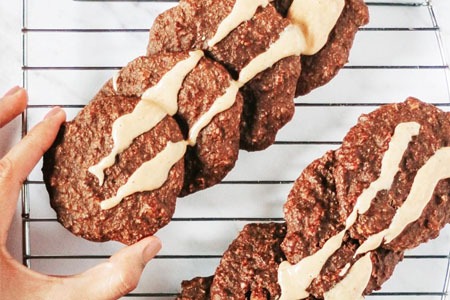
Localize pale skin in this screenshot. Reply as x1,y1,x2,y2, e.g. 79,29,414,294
0,86,162,300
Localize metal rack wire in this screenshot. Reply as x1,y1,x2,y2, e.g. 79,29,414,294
21,0,450,299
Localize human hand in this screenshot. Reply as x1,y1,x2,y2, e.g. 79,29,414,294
0,87,162,300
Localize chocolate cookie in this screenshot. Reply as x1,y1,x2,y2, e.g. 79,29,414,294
177,276,214,300
336,98,450,251
209,223,286,300
177,57,243,196
295,0,369,96
207,5,300,151
43,80,184,245
281,98,450,297
43,52,243,243
147,0,235,54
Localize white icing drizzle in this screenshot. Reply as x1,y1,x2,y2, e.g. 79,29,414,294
356,146,450,255
187,80,240,146
323,253,373,300
287,0,345,55
207,0,269,48
348,122,421,217
88,102,167,185
89,51,203,185
141,50,204,115
238,24,305,85
278,230,346,300
112,71,120,92
100,141,188,210
278,122,421,300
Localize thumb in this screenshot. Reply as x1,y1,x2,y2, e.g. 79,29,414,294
106,236,162,298
59,236,161,300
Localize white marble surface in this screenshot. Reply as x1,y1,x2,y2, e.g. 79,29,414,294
0,1,450,299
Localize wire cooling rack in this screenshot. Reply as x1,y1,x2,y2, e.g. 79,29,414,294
20,0,450,299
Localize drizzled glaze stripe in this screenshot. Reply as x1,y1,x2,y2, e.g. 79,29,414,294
323,253,372,300
288,0,345,55
88,101,167,185
207,0,269,48
141,51,204,115
278,122,421,300
347,122,422,222
100,141,188,210
112,72,120,92
278,230,346,299
355,146,450,256
89,51,204,185
92,0,345,210
187,80,241,146
238,24,305,85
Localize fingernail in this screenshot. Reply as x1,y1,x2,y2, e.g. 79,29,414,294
3,86,22,97
142,237,162,263
45,107,63,120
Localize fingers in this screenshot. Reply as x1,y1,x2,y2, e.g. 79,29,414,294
1,106,66,185
1,237,161,300
0,106,66,245
58,236,162,300
0,87,28,128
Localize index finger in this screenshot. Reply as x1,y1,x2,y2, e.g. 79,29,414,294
0,87,28,128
